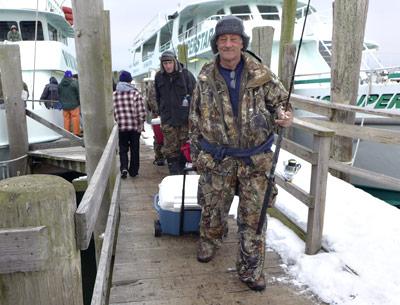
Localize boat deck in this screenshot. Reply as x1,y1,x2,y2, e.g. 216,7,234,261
109,144,325,305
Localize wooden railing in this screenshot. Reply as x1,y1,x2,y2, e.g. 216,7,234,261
291,94,400,190
74,124,120,305
272,117,335,255
271,94,400,255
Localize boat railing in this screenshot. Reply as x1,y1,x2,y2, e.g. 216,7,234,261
177,13,254,43
159,41,171,53
290,93,400,188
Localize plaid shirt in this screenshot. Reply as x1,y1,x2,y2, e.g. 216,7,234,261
113,88,146,132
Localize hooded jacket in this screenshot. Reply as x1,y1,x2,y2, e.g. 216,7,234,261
189,52,289,162
58,77,80,110
40,77,59,108
155,60,196,126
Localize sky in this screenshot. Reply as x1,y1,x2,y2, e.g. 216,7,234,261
102,0,400,71
141,123,400,305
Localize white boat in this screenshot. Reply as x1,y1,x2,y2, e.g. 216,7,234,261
0,0,77,151
130,0,400,206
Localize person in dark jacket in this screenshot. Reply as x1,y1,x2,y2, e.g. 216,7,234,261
58,70,80,135
40,76,60,109
155,50,196,174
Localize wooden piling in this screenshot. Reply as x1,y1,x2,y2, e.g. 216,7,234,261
0,175,83,305
278,0,297,79
0,45,29,176
72,0,114,259
330,0,369,180
251,26,274,68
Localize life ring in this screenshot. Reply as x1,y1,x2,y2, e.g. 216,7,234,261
62,6,73,14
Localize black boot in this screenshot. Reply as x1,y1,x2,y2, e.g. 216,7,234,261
167,157,180,175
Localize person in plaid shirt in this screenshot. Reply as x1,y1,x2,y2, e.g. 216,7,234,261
113,70,146,178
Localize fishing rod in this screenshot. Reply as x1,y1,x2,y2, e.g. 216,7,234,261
256,0,311,235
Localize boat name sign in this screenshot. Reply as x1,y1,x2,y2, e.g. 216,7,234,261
185,28,214,57
314,93,400,110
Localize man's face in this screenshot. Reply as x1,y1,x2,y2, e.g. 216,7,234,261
216,34,243,62
162,60,175,74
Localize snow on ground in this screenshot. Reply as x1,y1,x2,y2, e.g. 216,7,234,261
144,128,400,305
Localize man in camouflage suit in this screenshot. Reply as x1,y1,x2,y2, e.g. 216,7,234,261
144,78,165,165
189,16,293,291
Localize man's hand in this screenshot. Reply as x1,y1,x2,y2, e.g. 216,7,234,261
275,108,293,128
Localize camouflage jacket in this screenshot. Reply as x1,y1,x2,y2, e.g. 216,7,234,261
145,81,158,115
189,52,289,162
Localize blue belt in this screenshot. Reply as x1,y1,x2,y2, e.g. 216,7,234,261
199,134,274,166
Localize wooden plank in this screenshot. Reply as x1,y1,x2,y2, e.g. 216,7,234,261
75,125,118,250
268,207,306,242
304,117,400,144
29,138,81,151
91,175,121,305
275,173,313,207
293,117,335,137
281,137,318,164
26,109,84,145
0,226,48,273
306,135,331,254
291,93,400,119
329,159,400,191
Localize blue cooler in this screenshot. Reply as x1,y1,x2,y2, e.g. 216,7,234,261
154,173,201,236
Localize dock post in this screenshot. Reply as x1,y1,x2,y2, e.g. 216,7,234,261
251,26,274,68
278,0,297,79
0,175,83,305
72,0,115,259
330,0,369,180
0,45,29,177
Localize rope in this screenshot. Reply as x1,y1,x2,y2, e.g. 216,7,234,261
0,154,28,166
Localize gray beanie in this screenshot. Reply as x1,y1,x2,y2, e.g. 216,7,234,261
159,50,176,62
210,15,250,54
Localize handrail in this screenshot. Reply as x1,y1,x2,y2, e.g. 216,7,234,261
90,174,121,305
75,125,118,250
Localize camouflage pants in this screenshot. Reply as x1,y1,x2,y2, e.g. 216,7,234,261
153,138,164,161
160,124,188,159
196,150,277,282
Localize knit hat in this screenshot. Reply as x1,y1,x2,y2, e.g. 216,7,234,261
10,25,17,30
119,70,133,83
210,15,249,54
159,50,180,73
64,70,73,78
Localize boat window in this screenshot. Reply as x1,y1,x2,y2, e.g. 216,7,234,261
20,21,44,41
216,8,225,16
48,23,58,41
296,6,315,19
0,21,19,41
143,34,157,61
186,20,194,31
179,25,183,35
230,5,252,20
257,5,280,20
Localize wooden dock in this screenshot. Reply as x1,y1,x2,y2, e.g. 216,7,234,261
109,144,325,305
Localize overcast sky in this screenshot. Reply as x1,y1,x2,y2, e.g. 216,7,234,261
102,0,400,71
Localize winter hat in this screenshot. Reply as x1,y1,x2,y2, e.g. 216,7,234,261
159,50,176,62
10,25,17,30
64,70,73,78
119,70,133,83
210,15,249,54
159,50,180,73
